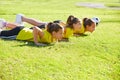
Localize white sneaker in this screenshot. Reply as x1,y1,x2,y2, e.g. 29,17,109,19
15,14,24,26
92,17,100,23
0,19,6,29
91,17,100,26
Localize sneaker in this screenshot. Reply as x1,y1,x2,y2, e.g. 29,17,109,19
15,14,24,26
91,17,100,26
0,19,6,29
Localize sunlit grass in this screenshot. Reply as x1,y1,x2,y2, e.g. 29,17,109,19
0,0,120,80
105,3,120,7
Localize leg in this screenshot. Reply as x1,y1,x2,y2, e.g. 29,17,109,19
6,22,19,29
0,18,20,29
22,16,47,26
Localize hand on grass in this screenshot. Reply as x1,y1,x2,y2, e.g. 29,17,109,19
35,43,47,47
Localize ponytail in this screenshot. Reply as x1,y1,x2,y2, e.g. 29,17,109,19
83,18,94,28
47,22,63,34
66,15,75,25
83,18,88,23
47,22,53,33
66,15,79,29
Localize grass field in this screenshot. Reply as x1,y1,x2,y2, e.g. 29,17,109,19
0,0,120,80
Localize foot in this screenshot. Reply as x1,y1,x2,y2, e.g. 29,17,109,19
91,17,100,26
0,19,7,29
15,14,24,26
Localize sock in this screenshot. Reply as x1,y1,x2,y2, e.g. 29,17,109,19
3,22,7,27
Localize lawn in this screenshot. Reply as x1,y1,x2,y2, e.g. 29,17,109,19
0,0,120,80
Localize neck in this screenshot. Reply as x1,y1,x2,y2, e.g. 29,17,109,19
84,28,87,32
52,35,58,42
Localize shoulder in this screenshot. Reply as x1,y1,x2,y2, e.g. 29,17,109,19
33,26,44,37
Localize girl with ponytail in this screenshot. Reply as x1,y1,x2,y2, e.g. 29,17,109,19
63,15,81,39
74,17,98,34
0,14,81,41
0,22,64,46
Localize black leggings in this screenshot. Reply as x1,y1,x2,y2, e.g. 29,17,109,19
30,24,46,29
0,26,24,37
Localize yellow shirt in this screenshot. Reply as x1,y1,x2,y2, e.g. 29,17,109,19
63,27,73,38
16,28,33,41
74,23,85,34
16,28,54,43
40,30,54,43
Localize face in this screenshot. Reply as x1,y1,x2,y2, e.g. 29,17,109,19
86,22,96,33
73,20,82,32
52,29,64,40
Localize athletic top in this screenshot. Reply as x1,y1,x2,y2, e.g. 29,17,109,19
16,28,54,43
74,23,85,34
63,27,73,38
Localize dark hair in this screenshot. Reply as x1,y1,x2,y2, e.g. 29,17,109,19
83,18,94,28
47,22,63,34
66,15,80,29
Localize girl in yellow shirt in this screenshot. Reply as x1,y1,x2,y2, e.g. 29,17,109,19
19,14,81,39
0,14,81,40
0,22,64,46
74,17,100,35
0,14,99,37
63,15,81,39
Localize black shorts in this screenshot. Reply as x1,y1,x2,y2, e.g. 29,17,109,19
53,20,62,23
0,26,24,37
30,24,46,29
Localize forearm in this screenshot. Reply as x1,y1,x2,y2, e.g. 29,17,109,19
33,26,43,45
33,27,39,44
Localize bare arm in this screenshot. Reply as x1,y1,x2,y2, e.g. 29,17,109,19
59,21,66,27
33,26,46,46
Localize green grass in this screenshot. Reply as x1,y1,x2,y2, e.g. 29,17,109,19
0,0,120,80
105,3,120,7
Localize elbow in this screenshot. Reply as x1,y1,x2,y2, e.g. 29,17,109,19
33,26,37,30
